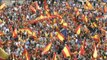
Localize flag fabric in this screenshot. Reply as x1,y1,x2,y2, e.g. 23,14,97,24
63,22,68,28
86,1,93,10
56,32,65,42
29,5,36,13
75,25,81,35
91,34,99,42
0,3,6,10
42,42,52,54
0,48,9,60
62,45,71,58
93,22,98,27
82,14,88,23
93,46,98,59
12,28,17,38
23,49,30,60
53,52,57,60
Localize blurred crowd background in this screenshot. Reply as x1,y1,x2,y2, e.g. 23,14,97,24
0,0,107,60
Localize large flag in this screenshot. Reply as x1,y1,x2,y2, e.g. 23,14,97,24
62,45,71,58
75,25,81,35
12,28,17,38
42,42,52,54
23,49,30,60
93,46,98,59
0,48,9,60
29,5,36,13
56,32,65,42
53,52,57,60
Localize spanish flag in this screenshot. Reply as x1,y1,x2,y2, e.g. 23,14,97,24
0,3,6,10
62,45,71,58
53,52,57,60
75,25,81,35
29,5,36,13
86,1,93,10
56,32,65,42
93,22,98,27
42,42,52,54
0,48,9,60
93,46,98,59
91,34,99,42
82,14,88,23
63,22,68,28
23,49,30,60
12,28,17,38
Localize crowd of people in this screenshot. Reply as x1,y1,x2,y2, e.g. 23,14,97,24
0,0,107,60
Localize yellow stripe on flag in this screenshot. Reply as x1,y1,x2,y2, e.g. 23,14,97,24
57,32,64,42
42,42,52,54
76,25,81,35
62,45,70,58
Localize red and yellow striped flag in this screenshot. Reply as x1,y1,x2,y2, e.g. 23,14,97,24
29,5,36,13
82,14,88,23
62,45,71,58
86,1,93,10
23,49,30,60
12,28,17,38
91,34,99,42
93,46,98,59
53,52,57,60
56,32,65,42
42,42,52,54
75,25,81,35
